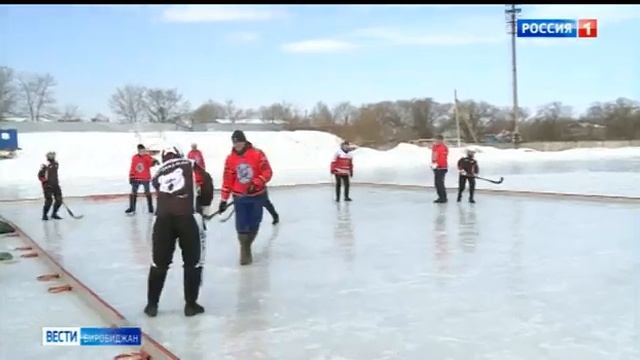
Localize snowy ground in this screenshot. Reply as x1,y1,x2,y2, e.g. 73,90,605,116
0,131,639,200
1,185,639,359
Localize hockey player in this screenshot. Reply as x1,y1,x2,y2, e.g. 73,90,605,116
330,141,354,202
187,143,206,186
37,151,63,220
457,149,479,203
144,146,209,317
218,130,273,266
431,135,449,203
126,144,159,214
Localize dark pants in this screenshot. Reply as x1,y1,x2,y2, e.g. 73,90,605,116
335,175,350,200
457,175,476,201
234,193,266,234
43,185,63,216
263,190,279,220
433,169,448,201
147,214,203,306
128,180,153,212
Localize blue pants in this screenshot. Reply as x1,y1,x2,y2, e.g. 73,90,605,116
233,193,266,234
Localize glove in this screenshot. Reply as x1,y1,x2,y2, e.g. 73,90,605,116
218,201,227,214
459,170,467,176
201,205,215,217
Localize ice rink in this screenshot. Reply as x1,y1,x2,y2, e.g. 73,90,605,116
1,185,639,359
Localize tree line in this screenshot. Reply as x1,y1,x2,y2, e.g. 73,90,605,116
1,66,638,143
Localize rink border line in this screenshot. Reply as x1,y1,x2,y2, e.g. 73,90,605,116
1,217,181,360
1,182,638,203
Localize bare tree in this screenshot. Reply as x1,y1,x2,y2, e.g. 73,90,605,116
109,85,146,123
17,72,57,122
60,104,81,121
144,88,190,123
192,100,225,123
261,102,294,123
310,101,333,126
224,99,243,123
0,67,17,120
332,101,358,125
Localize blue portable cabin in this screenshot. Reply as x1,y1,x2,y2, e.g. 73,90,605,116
0,129,19,151
0,129,19,158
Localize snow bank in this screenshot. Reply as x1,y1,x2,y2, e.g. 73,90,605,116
0,130,638,200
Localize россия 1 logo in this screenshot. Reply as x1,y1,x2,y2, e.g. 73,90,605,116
517,19,598,38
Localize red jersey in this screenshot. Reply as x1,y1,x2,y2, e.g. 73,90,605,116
330,148,353,176
188,149,206,185
431,143,449,169
129,154,157,181
221,143,273,202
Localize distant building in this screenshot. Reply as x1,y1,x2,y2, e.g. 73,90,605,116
563,122,606,140
91,114,110,123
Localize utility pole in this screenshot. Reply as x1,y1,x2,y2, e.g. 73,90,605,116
505,4,522,147
454,89,461,147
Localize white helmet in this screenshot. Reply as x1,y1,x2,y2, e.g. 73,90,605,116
161,146,182,162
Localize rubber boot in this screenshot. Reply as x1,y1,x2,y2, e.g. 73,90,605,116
238,233,253,266
144,266,168,317
51,202,63,220
146,194,154,214
184,267,205,316
125,194,136,214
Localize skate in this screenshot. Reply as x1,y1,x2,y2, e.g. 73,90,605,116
469,198,476,204
272,215,279,225
51,214,63,220
144,304,158,317
184,302,205,317
42,214,49,221
345,197,352,201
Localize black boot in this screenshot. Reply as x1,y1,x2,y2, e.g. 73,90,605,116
469,198,476,204
272,214,279,225
238,233,253,265
145,266,168,317
146,195,154,214
457,192,462,202
184,267,204,317
125,194,136,214
51,202,63,220
42,206,50,221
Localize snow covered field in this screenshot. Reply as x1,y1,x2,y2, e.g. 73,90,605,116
0,130,639,201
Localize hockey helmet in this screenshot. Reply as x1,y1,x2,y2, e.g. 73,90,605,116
161,146,182,162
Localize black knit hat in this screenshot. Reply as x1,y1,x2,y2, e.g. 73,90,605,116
231,130,247,143
137,144,145,150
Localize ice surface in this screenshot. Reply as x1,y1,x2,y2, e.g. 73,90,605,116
1,131,639,200
0,232,139,359
1,185,639,359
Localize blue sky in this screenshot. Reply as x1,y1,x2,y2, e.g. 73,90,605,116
1,4,638,119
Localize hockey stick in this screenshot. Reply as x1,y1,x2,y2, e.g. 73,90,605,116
474,176,504,184
62,203,84,219
203,201,234,221
219,208,235,223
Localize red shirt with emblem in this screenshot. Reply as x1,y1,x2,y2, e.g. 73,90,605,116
221,143,272,201
129,154,156,181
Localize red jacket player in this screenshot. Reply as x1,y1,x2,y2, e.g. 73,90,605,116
330,141,354,201
187,143,206,186
431,135,449,203
218,130,273,266
126,144,159,214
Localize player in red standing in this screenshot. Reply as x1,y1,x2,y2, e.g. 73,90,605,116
330,141,354,202
431,135,449,203
126,144,159,214
218,130,273,265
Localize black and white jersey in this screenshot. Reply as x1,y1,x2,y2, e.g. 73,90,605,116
152,158,196,217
